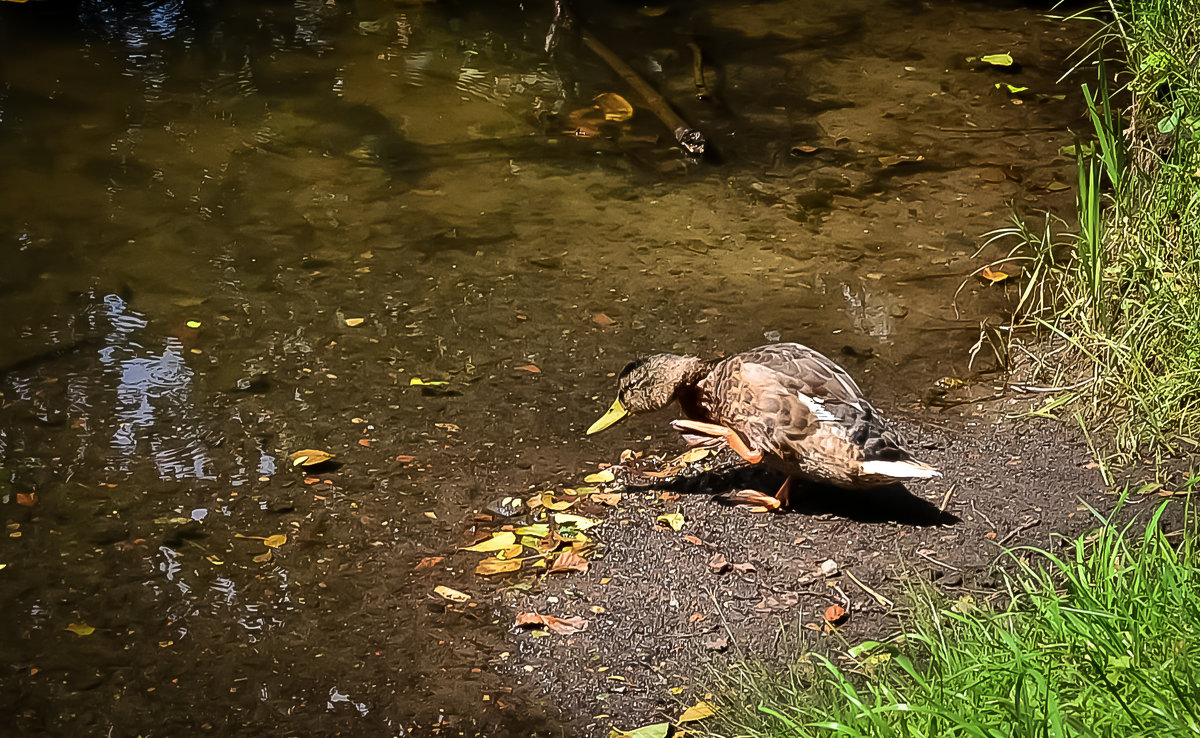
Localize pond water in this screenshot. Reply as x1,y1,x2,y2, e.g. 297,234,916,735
0,0,1085,734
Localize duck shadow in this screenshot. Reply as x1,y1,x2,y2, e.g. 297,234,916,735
632,463,957,527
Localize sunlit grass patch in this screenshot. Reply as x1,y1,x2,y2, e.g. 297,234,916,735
701,500,1200,738
982,0,1200,459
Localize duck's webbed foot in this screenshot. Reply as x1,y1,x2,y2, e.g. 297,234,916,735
669,419,763,464
721,488,783,512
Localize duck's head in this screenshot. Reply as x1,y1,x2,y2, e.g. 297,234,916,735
586,353,703,435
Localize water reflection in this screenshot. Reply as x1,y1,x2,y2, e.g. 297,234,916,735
94,294,214,480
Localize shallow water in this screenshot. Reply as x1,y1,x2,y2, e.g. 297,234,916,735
0,0,1085,734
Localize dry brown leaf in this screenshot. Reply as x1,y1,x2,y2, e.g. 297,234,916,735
593,492,622,506
708,553,731,573
823,604,847,624
548,550,589,575
15,492,36,507
515,612,588,635
476,557,522,576
592,312,616,327
434,585,471,603
515,364,541,373
414,556,443,571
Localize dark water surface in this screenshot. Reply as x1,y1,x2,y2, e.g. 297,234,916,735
1,0,1084,734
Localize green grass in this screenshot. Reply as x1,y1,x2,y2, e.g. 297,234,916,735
701,501,1200,738
984,0,1200,459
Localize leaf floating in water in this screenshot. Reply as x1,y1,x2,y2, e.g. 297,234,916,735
476,557,522,576
186,320,202,329
584,469,615,484
263,534,287,548
979,267,1010,284
548,551,589,575
434,585,471,603
679,701,717,722
289,449,335,467
515,364,541,373
461,531,517,552
980,52,1014,67
995,82,1029,94
657,512,685,531
344,317,365,327
594,92,634,122
66,623,95,637
252,550,273,563
515,612,588,634
1046,181,1071,192
16,492,36,507
592,312,616,327
410,377,449,386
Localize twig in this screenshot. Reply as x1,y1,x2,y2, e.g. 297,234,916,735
939,484,957,512
578,30,706,155
997,517,1041,546
915,549,961,572
970,500,997,531
1010,378,1096,393
936,125,1063,134
686,41,711,100
844,570,894,609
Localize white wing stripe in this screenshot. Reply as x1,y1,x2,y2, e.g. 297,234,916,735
797,392,838,422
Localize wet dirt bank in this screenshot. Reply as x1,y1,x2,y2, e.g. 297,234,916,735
0,0,1103,735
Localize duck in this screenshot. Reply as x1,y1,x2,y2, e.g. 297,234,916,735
586,342,939,510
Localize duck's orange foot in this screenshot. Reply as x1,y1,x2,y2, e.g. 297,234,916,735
721,489,784,512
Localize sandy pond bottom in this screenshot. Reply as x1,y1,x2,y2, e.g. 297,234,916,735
0,0,1107,735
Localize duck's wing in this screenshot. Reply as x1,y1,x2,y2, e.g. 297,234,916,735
705,344,911,463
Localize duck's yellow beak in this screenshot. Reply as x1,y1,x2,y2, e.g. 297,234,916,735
586,398,627,435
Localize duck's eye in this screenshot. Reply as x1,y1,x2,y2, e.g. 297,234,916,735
618,358,646,381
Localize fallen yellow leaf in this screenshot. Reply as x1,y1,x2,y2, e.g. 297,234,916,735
263,534,287,548
410,377,449,386
584,469,615,484
679,700,716,722
344,317,365,327
657,512,685,531
289,449,334,467
461,531,517,552
66,623,95,637
476,557,522,576
979,267,1010,284
678,448,711,464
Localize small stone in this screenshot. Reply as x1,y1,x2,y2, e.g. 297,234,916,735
819,559,839,577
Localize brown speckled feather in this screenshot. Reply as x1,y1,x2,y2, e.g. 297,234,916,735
692,343,916,486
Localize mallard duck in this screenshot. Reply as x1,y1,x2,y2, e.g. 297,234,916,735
587,342,939,510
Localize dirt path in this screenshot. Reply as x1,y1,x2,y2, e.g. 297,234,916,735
460,404,1108,736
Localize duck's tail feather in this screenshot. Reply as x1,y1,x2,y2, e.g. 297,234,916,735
859,459,941,481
